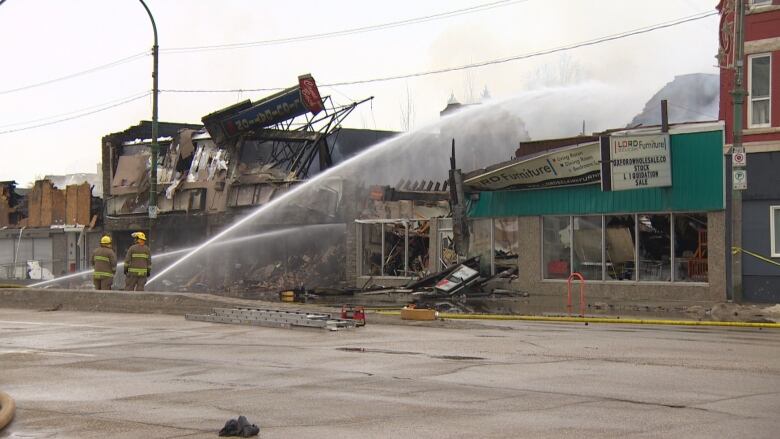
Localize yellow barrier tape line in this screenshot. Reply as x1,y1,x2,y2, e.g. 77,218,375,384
732,247,780,267
375,311,780,328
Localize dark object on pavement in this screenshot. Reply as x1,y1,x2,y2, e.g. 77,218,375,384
218,415,259,437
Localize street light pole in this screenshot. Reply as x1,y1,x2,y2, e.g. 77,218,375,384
138,0,159,220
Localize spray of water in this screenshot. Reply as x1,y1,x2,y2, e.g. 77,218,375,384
28,224,339,288
148,83,636,286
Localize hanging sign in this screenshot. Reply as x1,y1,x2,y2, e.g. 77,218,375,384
602,133,672,191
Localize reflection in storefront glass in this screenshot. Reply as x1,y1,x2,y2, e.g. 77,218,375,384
674,213,707,282
543,216,570,279
638,214,671,281
605,215,636,281
573,216,603,281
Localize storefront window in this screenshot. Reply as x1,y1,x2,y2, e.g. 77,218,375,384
361,223,383,276
605,215,636,281
638,214,671,281
674,213,708,282
543,216,570,279
572,216,603,281
494,218,520,274
468,219,492,275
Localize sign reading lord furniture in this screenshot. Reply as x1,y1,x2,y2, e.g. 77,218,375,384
464,142,601,191
600,133,672,192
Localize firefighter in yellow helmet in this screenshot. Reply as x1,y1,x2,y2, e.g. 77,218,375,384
124,231,151,291
91,235,117,290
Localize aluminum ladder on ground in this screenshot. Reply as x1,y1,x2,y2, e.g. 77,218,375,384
185,307,358,331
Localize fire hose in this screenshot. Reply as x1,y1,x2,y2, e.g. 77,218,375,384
0,391,15,430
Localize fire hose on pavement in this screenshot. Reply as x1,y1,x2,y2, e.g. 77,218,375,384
0,391,15,430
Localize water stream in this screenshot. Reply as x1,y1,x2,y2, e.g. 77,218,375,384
145,83,636,290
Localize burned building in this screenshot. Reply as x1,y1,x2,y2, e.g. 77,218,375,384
101,75,396,293
0,179,102,283
349,180,454,289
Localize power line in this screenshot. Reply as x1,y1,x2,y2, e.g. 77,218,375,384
0,91,151,128
162,0,529,54
0,1,524,94
161,11,718,94
0,51,148,95
0,92,151,135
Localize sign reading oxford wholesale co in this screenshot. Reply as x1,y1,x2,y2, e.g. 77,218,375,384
601,133,672,192
464,142,601,191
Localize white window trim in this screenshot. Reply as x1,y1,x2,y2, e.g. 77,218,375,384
750,0,772,6
771,206,780,257
748,53,772,129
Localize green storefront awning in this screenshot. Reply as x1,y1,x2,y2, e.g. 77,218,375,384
468,129,724,218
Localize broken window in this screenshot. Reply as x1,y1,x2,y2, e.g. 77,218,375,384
406,220,430,277
605,215,636,281
573,216,603,281
359,220,430,278
361,223,383,276
493,218,519,274
674,213,707,282
543,216,570,279
437,218,456,271
638,214,671,281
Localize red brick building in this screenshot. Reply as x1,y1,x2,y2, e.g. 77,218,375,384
718,0,780,302
719,0,780,146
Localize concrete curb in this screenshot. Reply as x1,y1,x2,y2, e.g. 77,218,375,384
0,288,316,316
376,311,780,329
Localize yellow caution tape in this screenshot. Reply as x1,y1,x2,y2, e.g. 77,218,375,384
732,247,780,267
375,311,780,329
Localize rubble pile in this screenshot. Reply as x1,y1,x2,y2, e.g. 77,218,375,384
247,242,346,291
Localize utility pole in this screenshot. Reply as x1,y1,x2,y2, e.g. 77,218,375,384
727,0,746,302
139,0,159,220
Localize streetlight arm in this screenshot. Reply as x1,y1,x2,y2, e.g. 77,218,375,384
138,0,158,45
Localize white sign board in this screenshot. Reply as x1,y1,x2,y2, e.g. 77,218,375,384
609,134,672,191
733,169,747,190
465,142,601,191
732,152,746,167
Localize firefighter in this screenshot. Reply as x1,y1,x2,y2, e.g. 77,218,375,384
124,231,151,291
91,235,117,290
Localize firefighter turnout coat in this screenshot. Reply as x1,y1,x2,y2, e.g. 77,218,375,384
124,243,151,277
91,246,117,280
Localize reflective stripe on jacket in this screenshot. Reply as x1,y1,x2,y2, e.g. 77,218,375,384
124,243,151,277
91,246,117,279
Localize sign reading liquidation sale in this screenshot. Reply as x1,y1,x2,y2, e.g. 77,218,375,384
464,142,601,191
607,133,671,191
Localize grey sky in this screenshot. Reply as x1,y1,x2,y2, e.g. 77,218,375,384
0,0,719,186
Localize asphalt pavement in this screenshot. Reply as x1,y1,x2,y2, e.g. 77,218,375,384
1,307,779,438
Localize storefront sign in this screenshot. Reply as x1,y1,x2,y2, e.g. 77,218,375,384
733,169,747,190
202,74,324,143
464,142,601,191
602,133,671,191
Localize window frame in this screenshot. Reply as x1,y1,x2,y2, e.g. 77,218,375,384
771,206,780,257
748,53,772,129
750,0,772,7
540,212,709,284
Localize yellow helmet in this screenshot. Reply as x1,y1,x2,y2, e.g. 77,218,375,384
100,235,112,245
131,231,147,241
